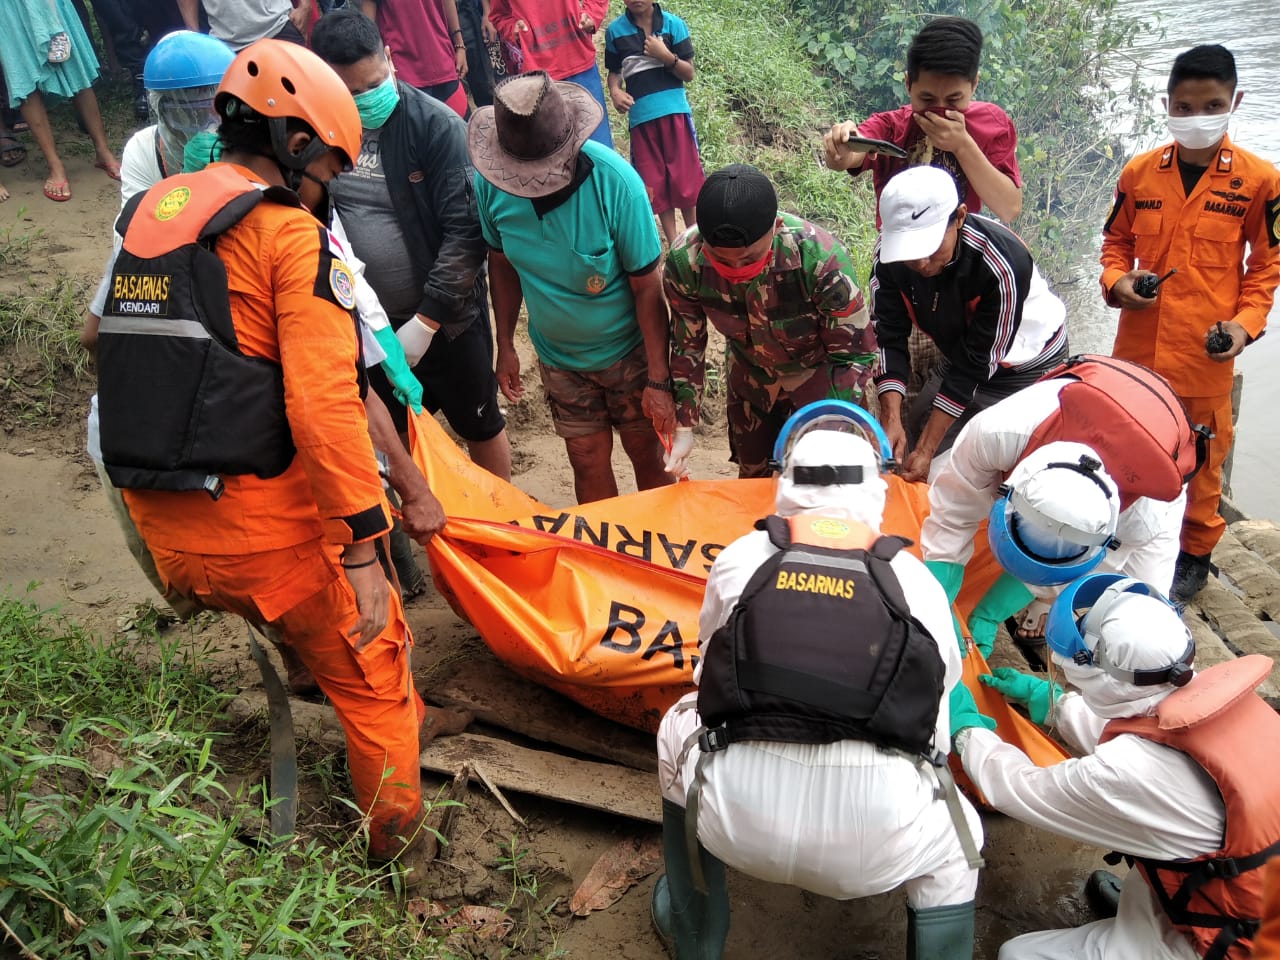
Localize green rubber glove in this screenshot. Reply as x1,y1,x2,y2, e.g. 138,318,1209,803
182,130,223,173
980,667,1063,726
968,572,1035,659
924,560,965,605
373,326,424,414
949,682,997,741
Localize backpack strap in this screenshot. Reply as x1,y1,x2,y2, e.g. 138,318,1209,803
865,535,917,625
761,514,790,549
113,188,148,241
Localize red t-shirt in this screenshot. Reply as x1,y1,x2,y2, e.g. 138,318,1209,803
375,0,456,89
489,0,607,79
856,102,1021,224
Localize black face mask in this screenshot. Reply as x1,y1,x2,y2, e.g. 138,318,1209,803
299,169,332,222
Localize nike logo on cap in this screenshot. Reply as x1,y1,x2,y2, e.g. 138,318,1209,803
910,205,932,221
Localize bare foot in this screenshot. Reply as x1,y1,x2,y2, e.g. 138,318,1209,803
418,704,473,744
0,181,9,202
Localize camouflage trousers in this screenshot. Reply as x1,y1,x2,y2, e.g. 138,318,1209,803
726,359,876,479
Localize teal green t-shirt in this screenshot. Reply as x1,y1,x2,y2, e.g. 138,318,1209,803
475,140,663,372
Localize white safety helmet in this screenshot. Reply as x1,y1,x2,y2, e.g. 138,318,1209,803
987,441,1121,586
1046,573,1195,717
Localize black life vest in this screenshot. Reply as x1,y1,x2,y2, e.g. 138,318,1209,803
697,514,945,757
97,167,299,498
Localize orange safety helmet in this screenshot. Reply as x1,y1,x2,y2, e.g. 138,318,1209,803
215,38,361,172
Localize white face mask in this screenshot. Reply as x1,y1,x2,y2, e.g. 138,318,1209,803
1167,111,1232,150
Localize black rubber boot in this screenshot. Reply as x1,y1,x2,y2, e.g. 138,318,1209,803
906,901,976,960
652,798,729,960
386,516,427,599
1085,869,1123,918
1169,550,1212,609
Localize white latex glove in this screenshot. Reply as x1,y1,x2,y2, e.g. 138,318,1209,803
663,426,695,479
396,316,437,367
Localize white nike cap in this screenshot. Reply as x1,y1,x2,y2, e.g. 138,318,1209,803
878,166,960,264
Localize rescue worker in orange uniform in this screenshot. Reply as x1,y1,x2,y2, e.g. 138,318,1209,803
94,40,437,884
1100,44,1280,606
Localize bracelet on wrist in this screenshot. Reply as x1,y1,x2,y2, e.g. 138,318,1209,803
341,557,379,570
451,28,464,36
646,378,674,392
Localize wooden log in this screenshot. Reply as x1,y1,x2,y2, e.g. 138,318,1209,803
229,691,346,751
1230,519,1280,572
419,733,661,824
425,658,659,773
1211,530,1280,621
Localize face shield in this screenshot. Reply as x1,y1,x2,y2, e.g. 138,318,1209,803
771,401,893,525
987,443,1121,586
152,84,220,176
771,400,895,477
1046,574,1195,715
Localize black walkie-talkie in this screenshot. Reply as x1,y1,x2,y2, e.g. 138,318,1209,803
1133,268,1177,298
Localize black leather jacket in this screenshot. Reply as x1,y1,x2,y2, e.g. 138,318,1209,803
375,81,488,339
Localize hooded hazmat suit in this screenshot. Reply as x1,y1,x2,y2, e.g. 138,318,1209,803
957,593,1224,959
654,428,981,958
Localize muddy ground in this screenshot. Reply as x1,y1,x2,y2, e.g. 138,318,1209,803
0,139,1112,958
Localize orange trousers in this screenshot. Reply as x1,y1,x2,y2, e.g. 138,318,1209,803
149,538,426,859
1180,392,1233,557
1257,856,1280,959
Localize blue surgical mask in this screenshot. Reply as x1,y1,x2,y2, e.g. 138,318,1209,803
353,74,400,130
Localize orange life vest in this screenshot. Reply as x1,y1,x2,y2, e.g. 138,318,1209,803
1100,656,1280,960
1019,354,1208,508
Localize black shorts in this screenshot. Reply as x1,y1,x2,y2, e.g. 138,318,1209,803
369,312,507,441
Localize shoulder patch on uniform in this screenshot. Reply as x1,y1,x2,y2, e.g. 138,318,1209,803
1267,196,1280,249
329,259,356,309
1103,190,1126,233
155,186,191,222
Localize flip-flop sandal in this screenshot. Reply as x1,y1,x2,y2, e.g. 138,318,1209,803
43,178,71,202
1003,599,1051,672
0,136,24,167
94,159,121,181
48,33,72,64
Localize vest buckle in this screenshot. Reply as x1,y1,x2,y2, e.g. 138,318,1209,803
698,725,730,753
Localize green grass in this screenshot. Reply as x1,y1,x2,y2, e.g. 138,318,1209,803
0,595,561,959
0,274,92,422
0,208,41,267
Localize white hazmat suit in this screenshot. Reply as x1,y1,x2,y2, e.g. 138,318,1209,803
653,429,982,960
957,593,1222,960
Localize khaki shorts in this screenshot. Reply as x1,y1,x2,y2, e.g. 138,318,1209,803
538,343,651,439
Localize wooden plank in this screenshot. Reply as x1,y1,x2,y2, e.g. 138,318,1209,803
1211,530,1280,621
419,733,661,825
1230,519,1280,572
425,658,659,773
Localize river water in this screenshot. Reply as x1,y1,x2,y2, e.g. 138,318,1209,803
1068,0,1280,516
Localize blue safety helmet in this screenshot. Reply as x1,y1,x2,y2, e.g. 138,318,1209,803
1046,573,1194,687
771,400,895,480
987,447,1121,587
143,31,235,91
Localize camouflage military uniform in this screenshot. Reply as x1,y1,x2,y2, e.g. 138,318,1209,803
664,212,877,478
